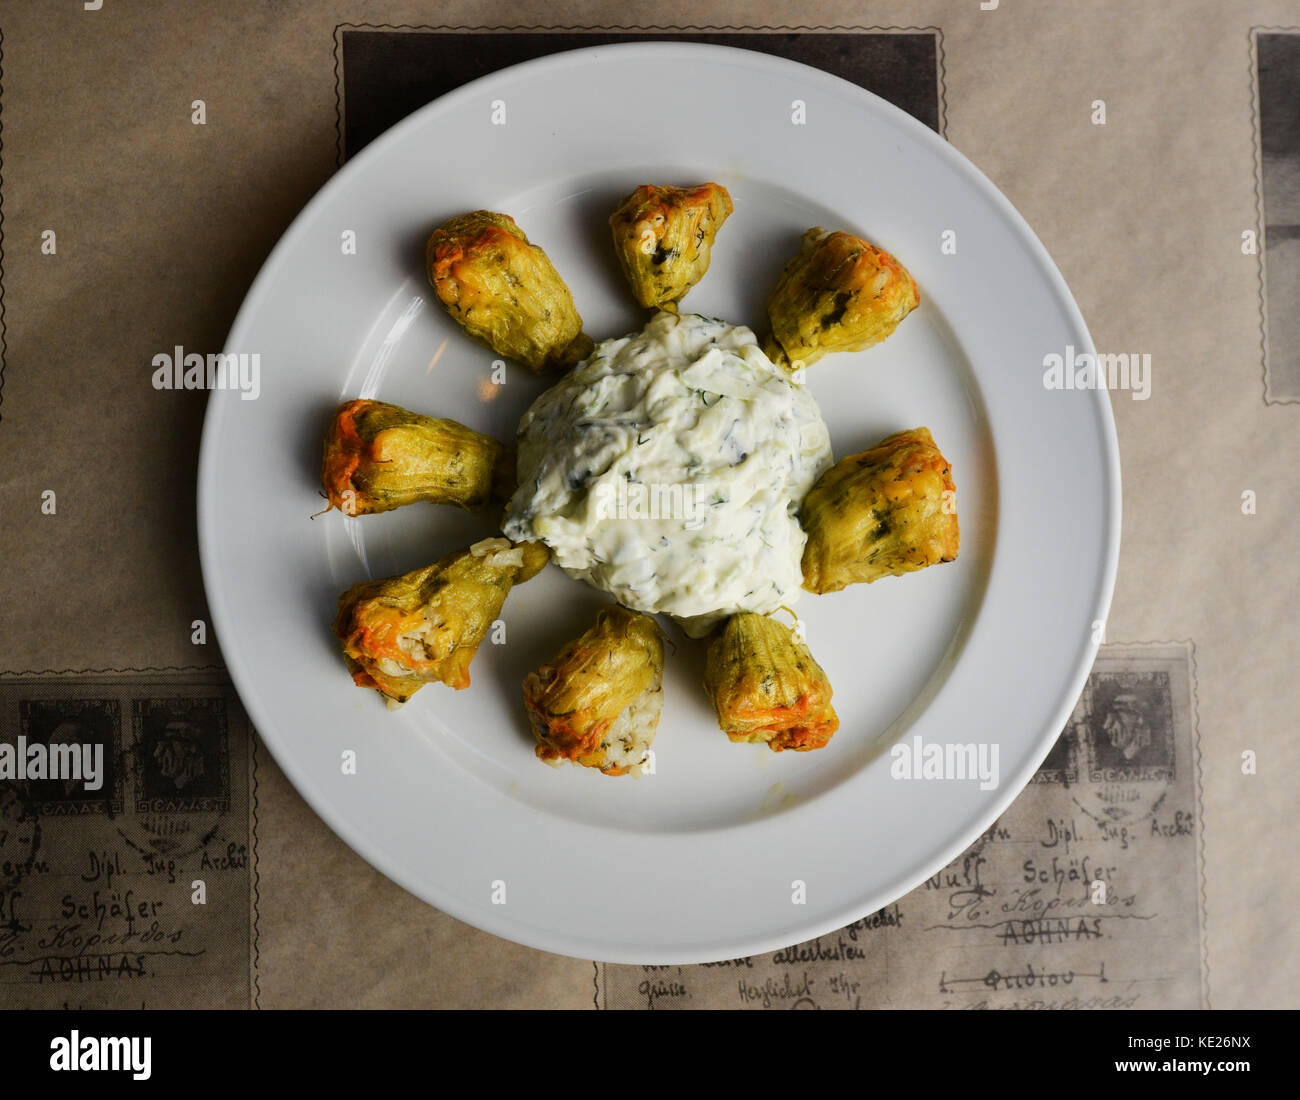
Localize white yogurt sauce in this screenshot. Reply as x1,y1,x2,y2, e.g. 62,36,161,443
503,311,832,636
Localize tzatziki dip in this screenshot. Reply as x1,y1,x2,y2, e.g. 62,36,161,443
503,311,833,636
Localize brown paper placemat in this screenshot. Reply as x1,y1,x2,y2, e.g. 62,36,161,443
0,0,1296,1009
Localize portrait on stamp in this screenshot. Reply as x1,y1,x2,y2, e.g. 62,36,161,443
132,697,231,813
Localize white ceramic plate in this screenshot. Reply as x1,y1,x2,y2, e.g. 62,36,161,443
198,42,1119,964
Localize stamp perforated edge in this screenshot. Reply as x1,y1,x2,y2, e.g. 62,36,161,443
331,22,949,168
1249,27,1300,406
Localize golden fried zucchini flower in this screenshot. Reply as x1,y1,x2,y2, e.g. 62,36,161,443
703,612,839,752
800,426,959,593
425,210,594,373
522,605,665,777
609,183,734,311
334,537,549,705
762,227,919,370
321,399,515,516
